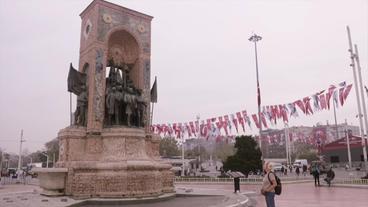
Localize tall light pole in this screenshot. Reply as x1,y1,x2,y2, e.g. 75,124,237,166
249,33,263,156
18,130,25,172
196,114,201,166
346,26,368,172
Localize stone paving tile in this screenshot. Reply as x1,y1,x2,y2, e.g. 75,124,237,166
0,184,78,207
178,182,368,207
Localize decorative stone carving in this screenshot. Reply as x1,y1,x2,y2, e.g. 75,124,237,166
52,0,174,199
94,49,104,122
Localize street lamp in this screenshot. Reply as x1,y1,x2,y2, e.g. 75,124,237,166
249,33,263,155
41,152,49,168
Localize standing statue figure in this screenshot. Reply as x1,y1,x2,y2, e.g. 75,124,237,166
124,87,137,127
136,92,147,127
108,66,117,87
75,85,88,126
106,87,120,125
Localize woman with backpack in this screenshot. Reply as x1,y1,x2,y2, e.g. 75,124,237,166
261,162,277,207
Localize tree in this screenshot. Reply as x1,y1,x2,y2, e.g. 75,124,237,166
222,135,262,176
159,137,180,157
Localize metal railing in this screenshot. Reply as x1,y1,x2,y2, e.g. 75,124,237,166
174,176,313,184
333,178,368,185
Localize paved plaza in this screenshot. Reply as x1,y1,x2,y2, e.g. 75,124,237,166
179,182,368,207
1,180,368,207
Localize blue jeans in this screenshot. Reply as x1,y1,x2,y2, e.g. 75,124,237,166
265,192,275,207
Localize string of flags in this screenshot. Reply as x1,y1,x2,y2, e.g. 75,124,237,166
151,82,353,140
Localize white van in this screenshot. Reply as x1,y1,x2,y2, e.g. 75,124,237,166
293,159,308,168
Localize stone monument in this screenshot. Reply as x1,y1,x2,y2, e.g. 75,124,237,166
53,0,173,198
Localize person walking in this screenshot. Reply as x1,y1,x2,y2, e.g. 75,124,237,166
261,162,277,207
295,166,300,177
311,163,320,186
302,164,307,176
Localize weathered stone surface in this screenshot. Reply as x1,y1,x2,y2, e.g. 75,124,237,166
51,0,174,199
32,168,68,196
57,126,174,198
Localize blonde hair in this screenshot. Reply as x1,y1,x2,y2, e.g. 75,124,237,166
264,162,273,171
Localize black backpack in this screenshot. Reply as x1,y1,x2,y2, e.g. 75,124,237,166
268,172,282,195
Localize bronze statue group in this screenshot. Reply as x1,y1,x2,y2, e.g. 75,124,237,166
105,61,146,127
73,60,147,128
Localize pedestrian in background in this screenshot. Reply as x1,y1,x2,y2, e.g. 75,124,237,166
324,167,335,187
261,162,277,207
295,166,300,177
311,163,320,186
302,164,307,176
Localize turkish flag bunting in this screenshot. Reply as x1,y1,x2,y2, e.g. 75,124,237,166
189,121,196,136
303,97,313,115
236,112,245,132
326,86,336,109
319,94,327,109
231,114,239,133
295,100,306,114
252,114,261,129
343,84,353,101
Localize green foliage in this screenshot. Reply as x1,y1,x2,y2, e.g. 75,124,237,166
222,135,262,176
159,137,180,157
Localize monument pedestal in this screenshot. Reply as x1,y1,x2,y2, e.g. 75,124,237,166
56,127,174,198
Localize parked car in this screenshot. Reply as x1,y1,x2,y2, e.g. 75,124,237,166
293,159,308,168
271,162,287,172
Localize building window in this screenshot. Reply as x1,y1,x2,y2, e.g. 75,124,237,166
330,156,339,163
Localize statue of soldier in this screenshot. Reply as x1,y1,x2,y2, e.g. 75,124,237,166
136,91,147,127
75,85,88,126
106,87,119,125
124,87,137,127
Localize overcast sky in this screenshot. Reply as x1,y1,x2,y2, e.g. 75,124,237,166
0,0,367,154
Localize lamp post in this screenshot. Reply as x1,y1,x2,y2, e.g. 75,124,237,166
346,26,368,172
18,130,25,172
196,115,200,168
249,33,263,156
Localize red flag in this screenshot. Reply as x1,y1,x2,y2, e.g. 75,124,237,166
219,117,229,136
260,113,268,128
343,84,353,102
189,121,196,136
319,94,327,109
195,121,199,134
280,105,288,123
224,115,230,136
236,112,245,132
303,97,313,115
252,114,260,129
295,100,306,114
231,114,239,133
326,86,336,109
200,121,205,137
339,87,345,106
206,119,212,131
242,110,251,128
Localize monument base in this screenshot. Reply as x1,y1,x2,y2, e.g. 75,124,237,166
55,126,174,198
